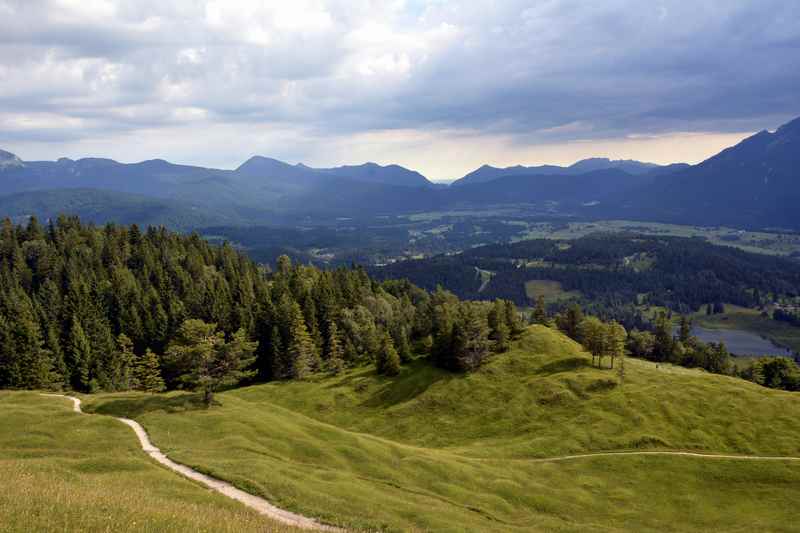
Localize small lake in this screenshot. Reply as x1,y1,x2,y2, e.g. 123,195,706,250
690,326,794,357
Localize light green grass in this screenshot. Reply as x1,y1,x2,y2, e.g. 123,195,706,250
0,392,303,533
85,327,800,532
524,279,582,303
516,220,800,257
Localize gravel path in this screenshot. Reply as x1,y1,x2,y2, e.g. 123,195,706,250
43,393,800,531
42,394,342,532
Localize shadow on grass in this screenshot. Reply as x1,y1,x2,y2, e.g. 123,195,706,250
88,393,207,419
535,356,590,376
361,359,456,409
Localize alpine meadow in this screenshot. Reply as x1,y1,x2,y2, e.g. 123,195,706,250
2,1,800,532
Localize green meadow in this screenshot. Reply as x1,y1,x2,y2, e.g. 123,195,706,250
0,392,302,533
83,326,800,532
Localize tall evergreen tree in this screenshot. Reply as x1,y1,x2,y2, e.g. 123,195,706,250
67,317,92,391
376,330,401,376
531,295,548,325
135,349,166,393
325,320,345,375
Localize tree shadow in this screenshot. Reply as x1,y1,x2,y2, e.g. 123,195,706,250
88,393,207,418
535,356,590,376
360,360,457,409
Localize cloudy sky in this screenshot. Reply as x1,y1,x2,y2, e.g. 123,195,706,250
1,1,798,181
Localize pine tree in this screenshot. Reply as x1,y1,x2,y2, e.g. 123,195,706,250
578,316,606,367
531,295,548,325
557,304,584,340
608,321,627,370
110,333,136,391
394,326,413,363
287,302,316,379
135,349,165,393
504,300,525,338
326,320,345,375
67,317,92,391
165,320,256,405
376,330,401,376
678,315,692,344
451,304,491,371
653,312,674,362
488,299,510,352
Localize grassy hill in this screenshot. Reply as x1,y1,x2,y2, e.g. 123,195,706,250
83,326,800,532
0,392,301,533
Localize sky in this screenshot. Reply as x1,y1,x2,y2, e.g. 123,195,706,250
0,1,798,181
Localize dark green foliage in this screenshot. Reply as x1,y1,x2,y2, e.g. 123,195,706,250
450,304,491,372
167,320,256,405
376,331,401,376
531,295,548,325
135,349,166,393
374,234,800,316
0,216,518,393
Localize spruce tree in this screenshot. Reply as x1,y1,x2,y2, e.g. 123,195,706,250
325,320,345,375
488,299,510,352
504,300,525,338
531,295,548,325
135,349,165,393
67,317,92,391
451,304,491,371
608,321,627,370
287,302,316,379
376,330,401,376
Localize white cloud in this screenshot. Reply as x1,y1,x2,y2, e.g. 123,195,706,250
0,0,797,178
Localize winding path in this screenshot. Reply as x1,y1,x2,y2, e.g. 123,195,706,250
42,393,800,531
42,394,342,532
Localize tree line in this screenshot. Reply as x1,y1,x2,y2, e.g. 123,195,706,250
548,303,799,392
0,217,522,402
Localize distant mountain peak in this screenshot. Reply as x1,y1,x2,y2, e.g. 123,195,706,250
776,116,800,136
0,149,25,170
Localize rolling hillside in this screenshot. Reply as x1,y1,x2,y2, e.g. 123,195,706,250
0,392,299,533
85,326,800,532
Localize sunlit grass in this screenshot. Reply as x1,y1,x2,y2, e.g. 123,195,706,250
0,392,304,533
85,326,800,532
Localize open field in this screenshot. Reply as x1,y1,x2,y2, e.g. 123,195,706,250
515,220,800,257
0,392,303,533
84,327,800,532
524,279,582,303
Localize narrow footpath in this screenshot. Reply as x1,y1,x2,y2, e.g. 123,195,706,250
42,394,343,532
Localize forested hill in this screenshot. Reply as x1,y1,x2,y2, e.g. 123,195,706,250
372,233,800,314
0,216,520,392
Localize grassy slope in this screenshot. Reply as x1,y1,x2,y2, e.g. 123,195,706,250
85,326,800,532
0,392,302,533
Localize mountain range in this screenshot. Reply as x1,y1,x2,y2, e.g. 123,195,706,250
1,115,799,229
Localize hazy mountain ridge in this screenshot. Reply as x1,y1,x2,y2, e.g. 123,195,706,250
451,157,662,187
1,115,799,229
612,116,800,228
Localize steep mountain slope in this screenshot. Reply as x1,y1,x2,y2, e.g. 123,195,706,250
452,157,661,187
616,116,800,229
448,168,645,206
0,188,244,229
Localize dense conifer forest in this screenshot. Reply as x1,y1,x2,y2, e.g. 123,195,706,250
0,216,520,394
374,233,800,312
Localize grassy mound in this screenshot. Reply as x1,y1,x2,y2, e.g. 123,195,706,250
84,326,800,532
0,392,301,533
